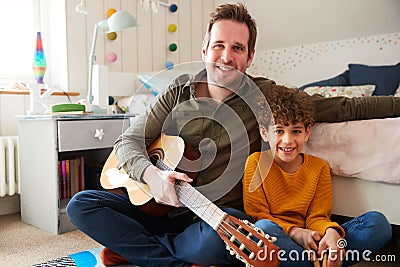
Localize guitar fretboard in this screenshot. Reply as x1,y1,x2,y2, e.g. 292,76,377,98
175,181,227,230
155,159,227,230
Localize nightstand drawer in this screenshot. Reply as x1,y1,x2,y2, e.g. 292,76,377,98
57,119,129,152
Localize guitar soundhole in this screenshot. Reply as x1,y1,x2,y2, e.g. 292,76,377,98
149,148,164,166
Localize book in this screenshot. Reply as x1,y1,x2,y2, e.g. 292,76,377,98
61,160,67,199
65,160,71,198
78,156,85,191
58,161,62,199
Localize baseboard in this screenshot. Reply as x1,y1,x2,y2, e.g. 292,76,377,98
0,195,20,216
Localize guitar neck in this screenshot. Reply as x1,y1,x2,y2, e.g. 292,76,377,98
175,181,227,230
154,159,227,230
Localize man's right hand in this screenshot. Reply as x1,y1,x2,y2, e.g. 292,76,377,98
142,165,193,207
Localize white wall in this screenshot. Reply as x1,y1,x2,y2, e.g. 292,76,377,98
216,0,400,51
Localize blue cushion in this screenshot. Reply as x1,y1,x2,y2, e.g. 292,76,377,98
299,70,350,90
348,63,400,96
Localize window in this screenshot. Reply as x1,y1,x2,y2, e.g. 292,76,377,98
0,0,68,91
0,0,37,80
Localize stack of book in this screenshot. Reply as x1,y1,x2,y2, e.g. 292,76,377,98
58,156,85,199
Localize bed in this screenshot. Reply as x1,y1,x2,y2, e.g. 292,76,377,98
303,118,400,225
298,62,400,225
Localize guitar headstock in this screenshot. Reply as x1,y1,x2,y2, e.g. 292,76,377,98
216,215,280,267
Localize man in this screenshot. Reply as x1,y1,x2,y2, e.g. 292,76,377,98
67,3,400,267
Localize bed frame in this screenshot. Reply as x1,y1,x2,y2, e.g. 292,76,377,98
332,175,399,225
303,117,400,225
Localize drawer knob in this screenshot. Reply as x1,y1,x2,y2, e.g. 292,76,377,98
94,128,105,140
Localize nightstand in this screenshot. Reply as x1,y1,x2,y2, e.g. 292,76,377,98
18,114,132,234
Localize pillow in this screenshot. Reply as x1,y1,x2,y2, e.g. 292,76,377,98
303,85,376,98
348,63,400,96
137,69,200,96
299,70,350,90
137,74,171,96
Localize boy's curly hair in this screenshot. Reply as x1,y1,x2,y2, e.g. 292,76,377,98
255,85,315,129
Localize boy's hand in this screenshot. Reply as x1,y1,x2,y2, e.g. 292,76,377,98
289,227,321,261
318,228,345,267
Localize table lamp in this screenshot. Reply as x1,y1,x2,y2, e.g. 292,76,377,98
87,11,138,113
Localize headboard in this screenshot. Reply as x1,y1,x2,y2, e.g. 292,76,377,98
248,32,400,87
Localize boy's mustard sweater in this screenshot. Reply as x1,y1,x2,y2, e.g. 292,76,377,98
243,152,345,237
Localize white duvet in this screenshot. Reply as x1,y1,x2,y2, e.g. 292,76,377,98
303,117,400,184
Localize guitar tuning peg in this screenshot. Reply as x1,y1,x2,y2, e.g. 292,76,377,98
268,236,278,242
225,244,234,255
264,234,277,243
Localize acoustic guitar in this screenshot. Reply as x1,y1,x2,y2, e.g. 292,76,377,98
100,134,280,267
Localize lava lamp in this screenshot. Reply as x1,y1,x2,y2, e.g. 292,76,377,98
32,32,47,84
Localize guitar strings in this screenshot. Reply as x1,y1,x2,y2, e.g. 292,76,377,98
176,184,264,250
175,182,224,226
154,159,223,225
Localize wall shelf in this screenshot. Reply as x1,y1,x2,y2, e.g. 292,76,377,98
0,89,80,96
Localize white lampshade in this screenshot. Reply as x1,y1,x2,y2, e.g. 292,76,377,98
107,11,138,32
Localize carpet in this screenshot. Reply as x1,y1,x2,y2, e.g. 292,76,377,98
31,247,136,267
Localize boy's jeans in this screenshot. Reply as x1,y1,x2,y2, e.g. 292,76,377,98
254,211,392,267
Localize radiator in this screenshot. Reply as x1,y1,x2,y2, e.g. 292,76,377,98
0,136,20,197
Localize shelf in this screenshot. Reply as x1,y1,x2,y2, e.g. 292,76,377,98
0,89,80,96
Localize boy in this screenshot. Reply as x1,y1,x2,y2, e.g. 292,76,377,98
243,86,392,267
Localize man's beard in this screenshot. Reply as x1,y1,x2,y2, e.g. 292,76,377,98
205,62,244,92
